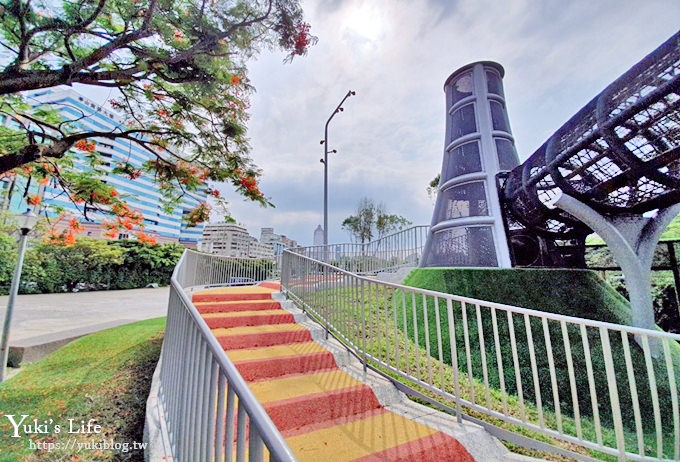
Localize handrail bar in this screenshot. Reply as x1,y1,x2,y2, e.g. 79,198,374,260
283,250,680,341
158,250,296,461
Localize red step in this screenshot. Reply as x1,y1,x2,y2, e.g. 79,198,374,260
195,300,281,314
258,281,281,290
192,292,272,303
235,351,337,381
263,385,382,432
204,312,294,329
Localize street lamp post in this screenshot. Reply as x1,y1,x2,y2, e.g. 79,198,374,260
321,90,355,246
0,211,38,382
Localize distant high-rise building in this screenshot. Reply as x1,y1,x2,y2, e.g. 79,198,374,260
260,227,284,256
313,225,324,246
201,223,251,257
279,235,298,249
201,223,282,259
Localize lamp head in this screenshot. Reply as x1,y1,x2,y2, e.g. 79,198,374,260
17,210,38,234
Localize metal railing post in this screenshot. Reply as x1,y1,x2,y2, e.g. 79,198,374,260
281,241,680,461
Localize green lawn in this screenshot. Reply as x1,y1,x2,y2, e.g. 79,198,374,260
0,317,165,461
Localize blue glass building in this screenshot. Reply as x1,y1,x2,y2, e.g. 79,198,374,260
3,88,206,246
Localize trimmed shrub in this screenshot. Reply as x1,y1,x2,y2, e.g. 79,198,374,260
2,238,184,294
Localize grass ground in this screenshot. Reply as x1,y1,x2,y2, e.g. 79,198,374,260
400,268,680,458
0,317,165,461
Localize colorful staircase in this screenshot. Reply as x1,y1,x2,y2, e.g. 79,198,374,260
192,282,476,462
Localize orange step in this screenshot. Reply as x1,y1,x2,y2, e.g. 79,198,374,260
353,432,474,462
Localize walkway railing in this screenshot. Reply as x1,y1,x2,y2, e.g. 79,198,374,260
158,250,295,461
281,250,680,461
290,225,429,275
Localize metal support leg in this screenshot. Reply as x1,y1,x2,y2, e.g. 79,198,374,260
555,193,680,353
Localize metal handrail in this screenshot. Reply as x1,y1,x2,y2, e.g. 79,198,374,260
290,225,430,275
281,249,680,461
157,250,296,461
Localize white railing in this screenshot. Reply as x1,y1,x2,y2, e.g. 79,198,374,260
157,250,294,461
176,250,278,289
281,250,680,461
290,225,429,275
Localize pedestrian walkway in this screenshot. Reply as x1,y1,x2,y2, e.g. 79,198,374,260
0,287,169,366
192,283,476,462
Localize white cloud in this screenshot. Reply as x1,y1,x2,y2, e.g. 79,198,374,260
218,0,679,245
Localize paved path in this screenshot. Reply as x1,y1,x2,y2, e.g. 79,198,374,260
0,287,169,366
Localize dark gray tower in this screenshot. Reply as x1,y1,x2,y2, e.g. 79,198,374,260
421,62,520,268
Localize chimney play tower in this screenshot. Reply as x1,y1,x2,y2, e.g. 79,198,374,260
421,62,520,267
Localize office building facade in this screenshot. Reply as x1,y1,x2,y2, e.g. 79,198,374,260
1,87,206,246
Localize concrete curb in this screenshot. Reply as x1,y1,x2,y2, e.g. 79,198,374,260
8,320,138,366
144,355,174,462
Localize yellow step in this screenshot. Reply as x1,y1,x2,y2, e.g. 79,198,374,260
247,370,363,404
226,342,327,362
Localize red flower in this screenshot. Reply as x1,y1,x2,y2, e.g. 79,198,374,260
137,232,157,245
239,176,258,192
26,194,41,206
64,230,76,246
231,75,240,85
121,218,135,230
110,189,118,197
293,23,312,55
186,203,211,225
69,218,84,233
74,140,96,152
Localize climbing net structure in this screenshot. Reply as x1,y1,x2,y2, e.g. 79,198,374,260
501,32,680,248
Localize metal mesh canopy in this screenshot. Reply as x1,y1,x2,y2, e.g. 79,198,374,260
502,31,680,238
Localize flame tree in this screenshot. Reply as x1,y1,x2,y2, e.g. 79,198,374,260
0,0,316,239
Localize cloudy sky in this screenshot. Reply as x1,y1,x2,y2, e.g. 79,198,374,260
213,0,679,246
